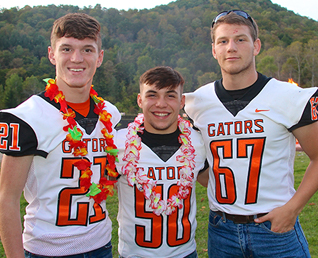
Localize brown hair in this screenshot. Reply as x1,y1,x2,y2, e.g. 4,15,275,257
139,66,184,93
50,13,102,50
211,12,259,43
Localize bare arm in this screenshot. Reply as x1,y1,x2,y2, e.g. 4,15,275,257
255,122,318,232
0,155,33,258
197,168,209,187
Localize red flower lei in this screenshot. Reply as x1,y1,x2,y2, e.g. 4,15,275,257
44,78,119,204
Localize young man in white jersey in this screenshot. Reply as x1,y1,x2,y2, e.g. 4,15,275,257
185,10,318,257
0,13,120,257
115,66,208,258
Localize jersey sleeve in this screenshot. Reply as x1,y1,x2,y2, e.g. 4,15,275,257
104,100,121,128
0,111,44,157
289,89,318,131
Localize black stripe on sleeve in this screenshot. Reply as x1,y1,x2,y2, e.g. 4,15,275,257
0,112,47,157
289,89,318,131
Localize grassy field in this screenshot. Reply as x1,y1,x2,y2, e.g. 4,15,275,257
1,151,317,257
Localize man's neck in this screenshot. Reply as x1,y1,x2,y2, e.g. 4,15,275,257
222,70,258,91
56,80,91,103
64,89,90,103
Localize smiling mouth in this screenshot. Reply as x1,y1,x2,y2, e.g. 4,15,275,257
69,68,84,72
153,112,169,117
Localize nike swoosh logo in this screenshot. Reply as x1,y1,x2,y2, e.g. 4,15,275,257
255,109,270,112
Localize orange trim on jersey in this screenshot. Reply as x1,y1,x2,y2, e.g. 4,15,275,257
66,98,90,117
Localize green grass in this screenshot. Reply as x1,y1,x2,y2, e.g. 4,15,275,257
1,152,317,257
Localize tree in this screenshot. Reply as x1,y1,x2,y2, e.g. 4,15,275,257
287,41,305,85
3,73,23,108
175,67,192,92
134,55,155,91
266,46,286,79
197,72,218,87
282,57,297,81
22,75,43,101
305,39,318,87
257,56,278,78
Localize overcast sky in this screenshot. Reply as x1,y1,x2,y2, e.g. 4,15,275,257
1,0,317,21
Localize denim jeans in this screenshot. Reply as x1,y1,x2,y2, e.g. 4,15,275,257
186,250,198,258
118,249,198,258
208,210,310,258
24,241,113,258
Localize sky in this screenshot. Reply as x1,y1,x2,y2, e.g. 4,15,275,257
0,0,317,21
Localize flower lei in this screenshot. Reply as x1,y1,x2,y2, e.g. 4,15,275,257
121,113,196,216
43,78,119,204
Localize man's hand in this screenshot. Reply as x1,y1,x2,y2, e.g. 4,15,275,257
254,205,297,233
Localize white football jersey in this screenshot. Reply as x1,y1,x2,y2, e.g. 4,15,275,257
0,94,120,256
115,127,206,258
185,78,318,215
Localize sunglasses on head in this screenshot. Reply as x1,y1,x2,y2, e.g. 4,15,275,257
211,10,255,29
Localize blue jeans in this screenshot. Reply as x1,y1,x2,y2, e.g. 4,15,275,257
118,249,198,258
186,250,198,258
24,241,113,258
208,210,310,258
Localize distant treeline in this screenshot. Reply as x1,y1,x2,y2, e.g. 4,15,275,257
0,0,318,112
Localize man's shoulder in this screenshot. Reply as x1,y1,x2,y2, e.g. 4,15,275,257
102,100,121,125
185,81,215,97
2,95,52,117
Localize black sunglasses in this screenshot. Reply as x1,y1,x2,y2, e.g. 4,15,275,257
211,10,255,29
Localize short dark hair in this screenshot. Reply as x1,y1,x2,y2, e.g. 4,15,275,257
211,11,258,43
139,66,184,93
51,13,102,50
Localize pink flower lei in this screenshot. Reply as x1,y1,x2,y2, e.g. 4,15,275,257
121,113,196,216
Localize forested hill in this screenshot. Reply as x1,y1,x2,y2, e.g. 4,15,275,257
1,0,318,113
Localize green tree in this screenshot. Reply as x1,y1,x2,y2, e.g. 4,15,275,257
3,73,23,108
266,46,286,79
288,41,305,85
175,67,192,92
134,55,155,90
22,75,43,100
305,39,318,87
257,56,278,78
197,72,218,87
282,57,297,81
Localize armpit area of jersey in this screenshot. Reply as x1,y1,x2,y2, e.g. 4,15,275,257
199,159,209,174
0,112,46,157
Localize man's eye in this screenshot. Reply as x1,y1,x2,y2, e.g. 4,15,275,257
85,49,93,53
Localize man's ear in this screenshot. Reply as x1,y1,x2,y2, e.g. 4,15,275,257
180,94,185,109
137,93,142,108
253,38,261,56
48,46,56,65
212,43,217,60
97,50,104,68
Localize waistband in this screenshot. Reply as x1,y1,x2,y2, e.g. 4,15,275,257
215,210,267,224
